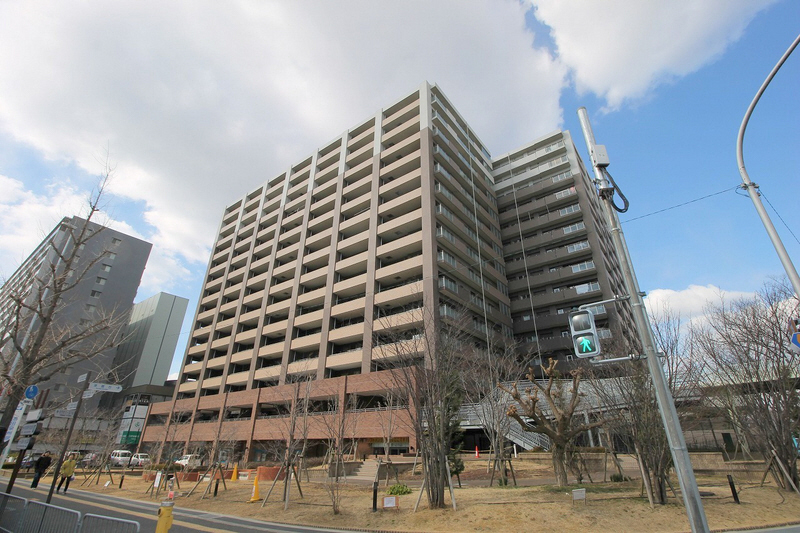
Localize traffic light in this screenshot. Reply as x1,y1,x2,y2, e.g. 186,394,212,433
569,310,601,358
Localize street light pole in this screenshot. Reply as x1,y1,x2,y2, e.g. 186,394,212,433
736,32,800,298
577,108,710,533
46,371,92,504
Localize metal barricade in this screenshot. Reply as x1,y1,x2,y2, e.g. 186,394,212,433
17,501,80,533
0,493,27,533
79,514,140,533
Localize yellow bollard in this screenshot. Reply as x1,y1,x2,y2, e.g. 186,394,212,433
156,500,174,533
231,464,239,481
247,476,260,503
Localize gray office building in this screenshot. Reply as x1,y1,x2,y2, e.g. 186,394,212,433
0,215,152,416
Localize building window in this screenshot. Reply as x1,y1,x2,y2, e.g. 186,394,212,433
112,238,122,245
96,277,107,285
102,264,112,272
90,290,102,298
559,204,580,216
85,303,96,312
107,252,117,260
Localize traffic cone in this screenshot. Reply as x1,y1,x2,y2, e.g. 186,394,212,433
231,464,239,481
475,446,480,458
247,476,260,503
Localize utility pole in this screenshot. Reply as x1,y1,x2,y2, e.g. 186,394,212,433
577,108,710,533
47,371,92,504
736,32,800,298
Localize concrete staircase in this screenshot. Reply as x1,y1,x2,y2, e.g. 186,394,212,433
348,459,380,483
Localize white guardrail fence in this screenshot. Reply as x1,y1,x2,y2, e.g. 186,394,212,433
0,493,139,533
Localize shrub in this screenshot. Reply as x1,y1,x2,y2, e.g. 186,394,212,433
387,483,412,495
610,473,630,482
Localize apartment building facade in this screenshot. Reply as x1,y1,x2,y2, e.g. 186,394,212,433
493,133,633,364
141,82,630,461
0,216,151,438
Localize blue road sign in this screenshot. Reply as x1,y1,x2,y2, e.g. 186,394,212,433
24,385,38,400
791,332,800,350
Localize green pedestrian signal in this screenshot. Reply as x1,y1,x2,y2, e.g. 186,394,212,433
568,310,601,358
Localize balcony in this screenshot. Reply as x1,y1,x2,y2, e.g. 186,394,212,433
291,332,322,351
375,256,423,283
262,319,289,336
294,285,324,306
333,273,366,296
268,277,294,296
265,298,291,316
325,350,363,370
302,248,329,270
337,233,368,256
202,376,223,389
335,251,368,277
371,338,424,362
328,323,364,344
305,226,333,251
254,365,282,381
211,334,232,350
330,297,366,319
178,381,198,393
226,371,250,387
293,308,324,329
258,342,285,359
287,358,317,376
206,355,227,369
243,289,265,308
188,342,207,357
373,309,423,332
374,280,423,307
230,349,254,364
183,361,203,374
235,328,258,344
347,125,374,150
376,232,422,261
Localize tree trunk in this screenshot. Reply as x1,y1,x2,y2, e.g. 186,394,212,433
551,444,569,487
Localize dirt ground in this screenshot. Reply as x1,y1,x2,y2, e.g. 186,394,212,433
39,459,800,532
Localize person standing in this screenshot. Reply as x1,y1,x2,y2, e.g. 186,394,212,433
56,454,77,494
30,451,52,489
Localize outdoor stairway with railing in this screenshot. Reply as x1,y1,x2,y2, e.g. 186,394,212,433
348,458,381,483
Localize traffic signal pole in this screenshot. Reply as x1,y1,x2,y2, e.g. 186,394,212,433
577,108,709,533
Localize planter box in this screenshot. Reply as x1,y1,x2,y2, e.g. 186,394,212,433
257,466,286,481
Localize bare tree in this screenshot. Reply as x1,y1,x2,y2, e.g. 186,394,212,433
314,390,358,514
504,359,606,487
0,174,130,440
375,306,468,509
692,281,800,488
462,335,525,486
375,389,403,486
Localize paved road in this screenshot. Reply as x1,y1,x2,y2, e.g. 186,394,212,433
8,484,354,533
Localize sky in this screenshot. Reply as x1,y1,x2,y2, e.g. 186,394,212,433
1,1,798,378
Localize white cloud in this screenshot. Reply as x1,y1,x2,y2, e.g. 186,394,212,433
0,1,776,301
532,0,776,109
644,284,755,320
0,0,565,290
0,174,188,296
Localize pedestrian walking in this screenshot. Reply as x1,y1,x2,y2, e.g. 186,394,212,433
30,451,52,489
56,454,77,494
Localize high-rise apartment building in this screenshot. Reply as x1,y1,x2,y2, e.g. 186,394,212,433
493,133,633,364
141,83,631,460
0,216,151,448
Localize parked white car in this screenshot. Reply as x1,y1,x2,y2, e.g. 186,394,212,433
174,454,202,468
109,450,132,467
129,453,150,467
